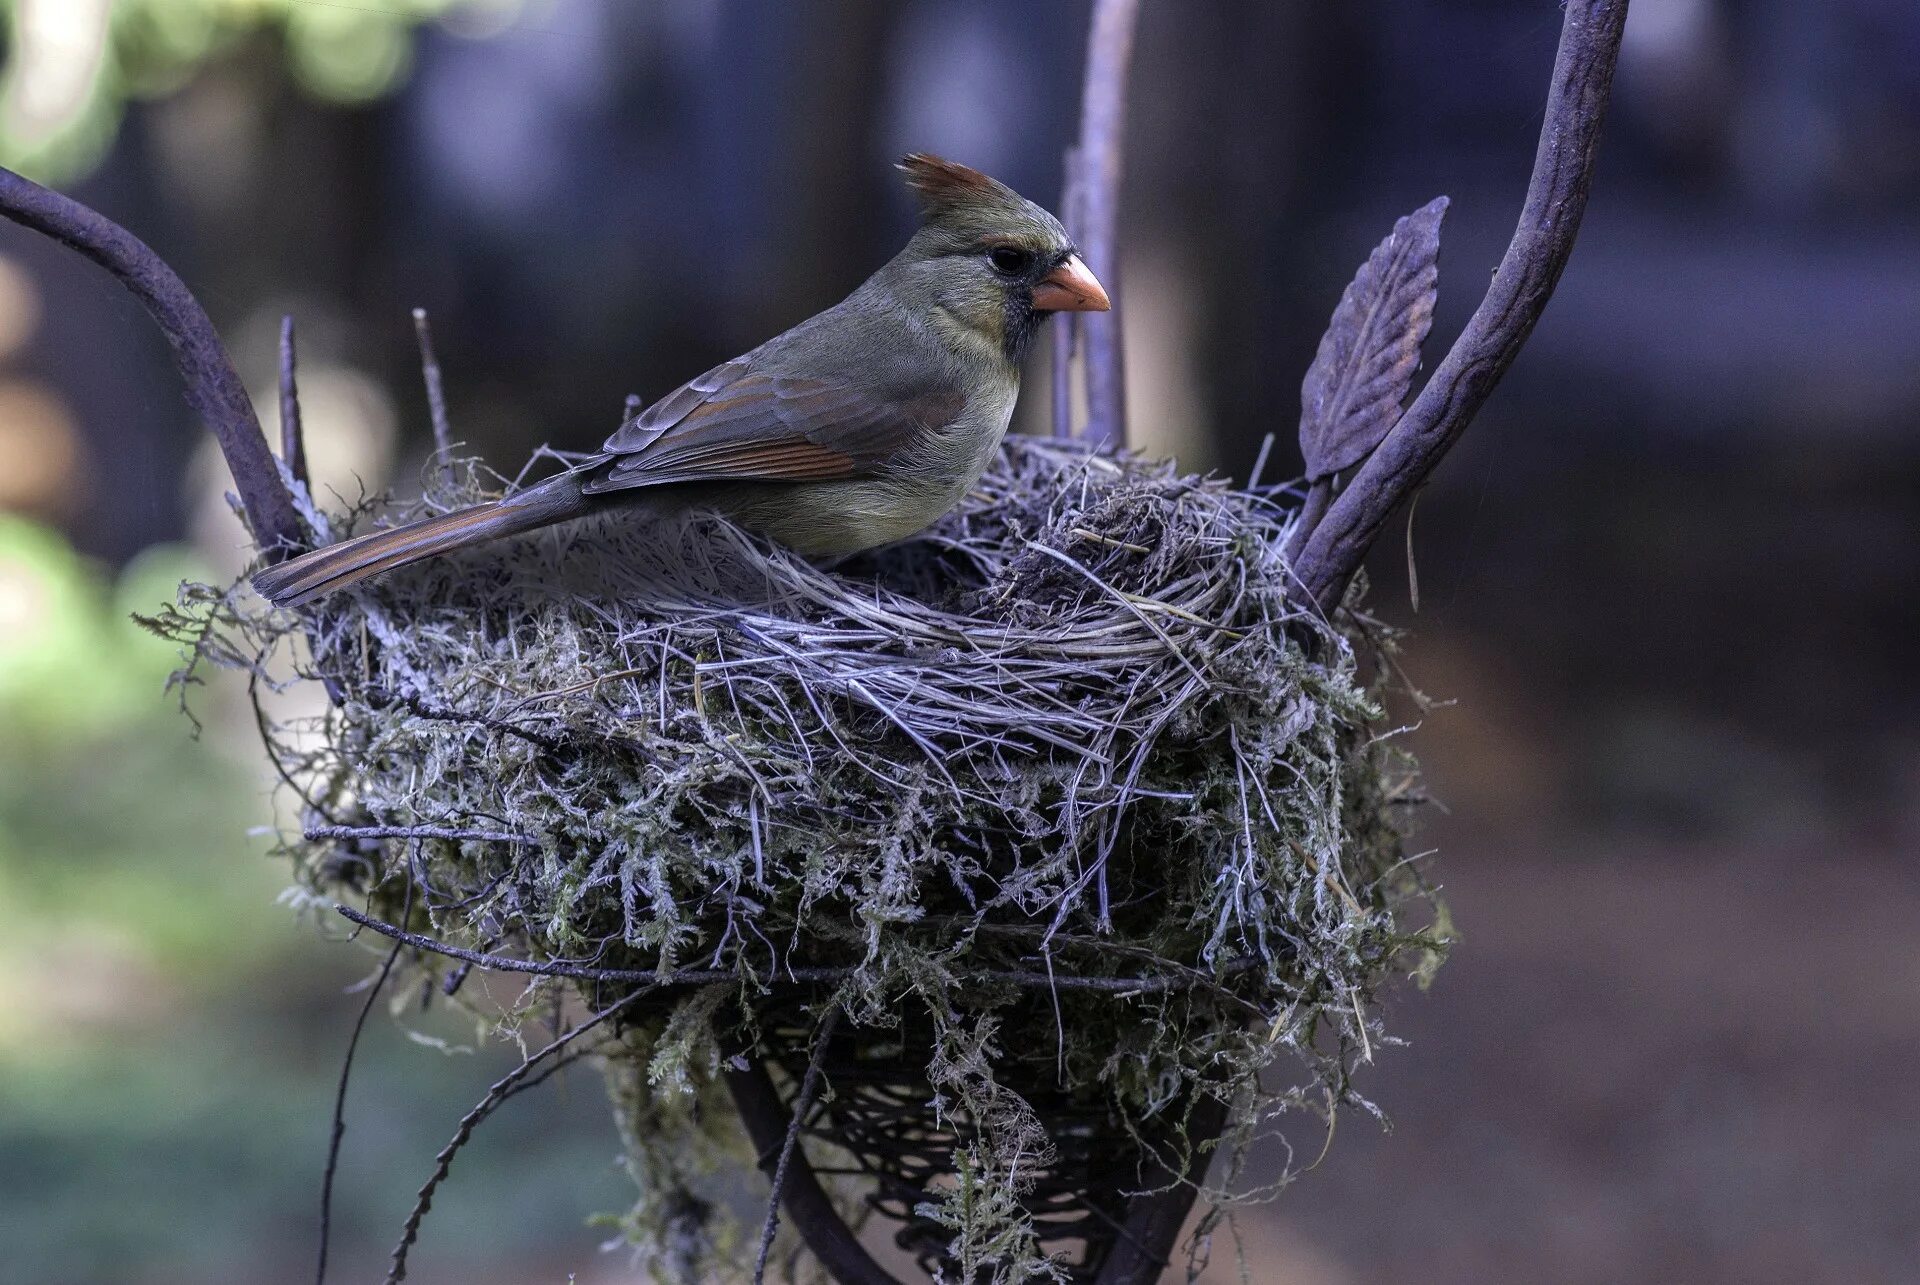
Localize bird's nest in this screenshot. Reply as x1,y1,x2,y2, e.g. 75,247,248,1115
151,436,1446,1283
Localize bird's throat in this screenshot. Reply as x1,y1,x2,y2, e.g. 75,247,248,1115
1001,292,1044,365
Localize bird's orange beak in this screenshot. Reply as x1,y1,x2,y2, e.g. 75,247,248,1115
1032,254,1110,313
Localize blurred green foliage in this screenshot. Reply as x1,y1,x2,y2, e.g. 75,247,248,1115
0,516,625,1281
0,516,198,732
0,515,281,989
0,0,510,184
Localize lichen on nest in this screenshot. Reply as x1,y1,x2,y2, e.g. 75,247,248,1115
154,435,1445,1283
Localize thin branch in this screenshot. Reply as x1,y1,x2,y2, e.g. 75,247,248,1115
280,314,308,488
0,165,304,555
439,961,474,997
334,905,1252,1001
317,879,414,1285
1070,0,1143,449
307,824,532,845
1291,0,1629,610
981,954,1263,1001
753,1005,843,1285
493,1043,598,1106
333,905,846,988
379,687,568,753
726,1041,901,1285
384,990,643,1283
411,308,454,483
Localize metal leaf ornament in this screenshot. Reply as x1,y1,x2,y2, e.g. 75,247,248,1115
1299,196,1447,480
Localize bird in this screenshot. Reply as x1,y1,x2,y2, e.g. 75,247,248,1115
251,154,1109,607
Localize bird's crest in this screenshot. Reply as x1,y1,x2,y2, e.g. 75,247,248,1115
898,153,1018,218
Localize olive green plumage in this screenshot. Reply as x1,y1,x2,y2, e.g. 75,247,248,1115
252,154,1106,608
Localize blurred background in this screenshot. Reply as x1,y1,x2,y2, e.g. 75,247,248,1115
0,1,1915,1281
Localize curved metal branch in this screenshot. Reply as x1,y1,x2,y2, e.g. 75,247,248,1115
1291,0,1630,611
0,166,304,555
1069,0,1142,448
1092,1092,1228,1285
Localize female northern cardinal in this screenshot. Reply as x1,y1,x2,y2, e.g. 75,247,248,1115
252,154,1108,607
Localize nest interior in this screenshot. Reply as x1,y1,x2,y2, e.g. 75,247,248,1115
157,436,1445,1284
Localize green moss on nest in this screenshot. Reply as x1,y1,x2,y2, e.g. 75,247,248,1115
153,437,1446,1283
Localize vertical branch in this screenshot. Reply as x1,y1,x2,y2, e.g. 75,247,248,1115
411,307,454,483
1070,0,1143,449
1051,147,1082,439
1291,0,1630,611
279,315,308,489
0,165,304,555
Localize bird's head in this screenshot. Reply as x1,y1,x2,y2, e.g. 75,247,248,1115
883,153,1109,366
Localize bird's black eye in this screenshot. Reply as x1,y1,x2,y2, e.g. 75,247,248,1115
989,245,1033,275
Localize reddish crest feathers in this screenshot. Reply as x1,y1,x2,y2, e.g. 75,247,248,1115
898,153,1013,217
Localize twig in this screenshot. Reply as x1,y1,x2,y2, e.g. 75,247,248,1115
753,1005,842,1285
317,878,414,1285
334,905,845,988
385,990,644,1283
411,308,454,483
725,1043,900,1285
0,165,303,554
1071,526,1150,555
1291,0,1629,610
280,315,308,488
381,687,567,753
981,955,1262,996
956,920,1274,1005
1070,0,1143,448
334,905,1250,1002
440,961,473,997
1246,435,1275,491
494,1043,597,1106
307,824,532,845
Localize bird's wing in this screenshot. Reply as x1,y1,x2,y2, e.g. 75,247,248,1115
582,358,963,494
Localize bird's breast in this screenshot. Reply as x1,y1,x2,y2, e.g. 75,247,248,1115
924,377,1020,490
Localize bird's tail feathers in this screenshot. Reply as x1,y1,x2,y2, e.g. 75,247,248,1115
250,474,591,607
